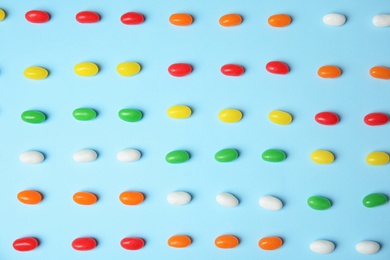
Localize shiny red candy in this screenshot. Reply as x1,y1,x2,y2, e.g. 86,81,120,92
364,112,389,126
121,12,144,25
13,237,39,251
76,11,100,23
221,64,244,76
315,112,339,125
25,10,50,23
266,61,289,74
168,63,192,77
121,237,145,250
72,237,97,251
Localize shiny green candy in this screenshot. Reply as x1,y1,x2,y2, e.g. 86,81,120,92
165,150,190,164
307,196,331,210
363,193,388,208
262,149,286,162
215,148,238,162
21,110,46,124
73,108,97,121
118,109,143,122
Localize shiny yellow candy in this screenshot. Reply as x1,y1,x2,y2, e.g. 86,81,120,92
268,110,292,125
167,105,192,119
310,150,334,164
0,9,5,21
218,109,242,123
117,62,141,76
23,66,49,80
366,152,389,166
74,62,99,76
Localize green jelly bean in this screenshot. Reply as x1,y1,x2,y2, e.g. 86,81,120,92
363,193,388,208
73,108,97,121
262,149,286,162
215,148,238,162
21,110,46,124
165,150,189,164
307,196,331,210
118,109,143,122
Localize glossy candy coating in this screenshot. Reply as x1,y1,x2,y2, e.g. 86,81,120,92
356,241,380,254
121,237,145,250
220,64,244,76
121,12,144,25
317,66,341,78
268,14,291,27
262,149,286,162
258,236,283,250
218,109,242,123
169,13,193,26
21,110,46,124
73,149,97,162
266,61,289,74
117,62,141,76
363,193,388,208
72,237,97,251
366,152,389,165
310,240,335,254
215,235,239,249
268,110,292,125
168,235,191,248
323,14,346,26
259,196,283,211
73,108,97,121
219,14,242,27
372,14,390,27
24,66,48,80
76,11,100,23
167,105,192,119
165,150,190,163
17,190,42,205
19,151,45,164
74,62,99,76
13,237,39,251
0,9,6,21
370,66,390,79
307,196,331,210
310,150,334,164
167,191,192,206
73,192,97,205
214,148,238,162
216,192,239,207
315,112,339,125
118,109,143,122
364,113,388,126
168,63,192,77
25,10,50,23
117,149,141,162
119,191,144,205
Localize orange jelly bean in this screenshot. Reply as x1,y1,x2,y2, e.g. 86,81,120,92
168,235,192,248
268,14,291,27
370,66,390,79
219,14,242,27
318,66,341,78
169,13,193,26
73,192,97,205
17,190,42,205
119,191,144,205
215,235,239,249
258,236,283,250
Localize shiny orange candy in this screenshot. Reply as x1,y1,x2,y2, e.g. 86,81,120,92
119,191,144,205
17,190,42,205
73,192,97,205
268,14,291,27
168,235,192,248
219,14,242,27
215,235,239,249
258,236,283,250
370,66,390,79
169,13,193,26
318,66,342,78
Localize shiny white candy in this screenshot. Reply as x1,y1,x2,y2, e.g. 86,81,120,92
73,149,97,162
19,151,45,164
259,195,283,211
167,192,191,206
310,240,335,254
216,192,239,207
356,241,380,255
323,13,346,26
117,149,141,162
372,14,390,27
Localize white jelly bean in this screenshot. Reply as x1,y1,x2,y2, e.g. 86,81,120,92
216,192,239,207
323,13,346,26
73,149,97,162
259,195,283,211
310,240,335,254
167,191,191,206
372,14,390,27
19,151,45,164
356,241,380,255
117,149,141,162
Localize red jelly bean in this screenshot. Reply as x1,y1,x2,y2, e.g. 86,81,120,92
121,237,145,250
13,237,39,252
266,61,289,74
121,12,144,25
25,10,50,23
72,237,97,251
315,112,339,125
76,11,100,23
364,112,389,126
221,64,244,76
168,63,192,77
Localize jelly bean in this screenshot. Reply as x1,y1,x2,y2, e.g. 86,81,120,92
165,150,189,163
219,14,242,27
167,191,191,206
215,148,238,162
74,62,99,76
215,235,239,249
372,14,390,27
17,190,42,205
72,237,97,251
21,110,46,124
76,11,100,23
168,63,192,77
121,237,145,250
363,193,388,208
73,149,98,162
310,240,335,254
268,110,292,125
169,13,193,26
356,241,380,255
364,113,389,126
117,149,141,162
323,13,346,26
315,112,339,125
266,61,289,74
370,66,390,79
168,235,191,248
317,66,341,78
218,109,242,123
24,66,48,80
216,192,239,207
268,14,291,27
13,237,39,252
262,149,286,162
0,9,6,21
19,151,45,164
258,236,283,250
73,192,97,205
167,105,192,119
366,151,389,165
310,150,334,164
25,10,50,23
117,62,141,76
307,196,331,210
220,64,244,76
73,108,97,121
258,195,283,211
118,109,143,122
121,12,144,25
119,191,144,206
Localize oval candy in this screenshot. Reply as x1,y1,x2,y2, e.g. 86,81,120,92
364,112,389,126
76,11,100,23
169,13,193,26
216,192,239,207
73,192,97,205
17,190,42,205
72,237,97,251
219,14,242,27
215,148,238,162
215,235,239,249
0,9,6,21
118,109,143,122
74,62,99,76
168,235,191,248
73,149,97,162
266,61,289,74
356,241,380,255
363,193,388,208
366,152,389,165
370,66,390,79
218,109,242,123
165,150,190,164
372,14,390,28
19,151,45,164
167,191,191,206
119,191,144,205
259,195,283,211
323,13,346,26
73,108,97,121
13,237,39,252
262,149,286,162
268,14,291,27
117,62,141,76
310,240,335,254
258,236,283,250
268,110,292,125
25,10,50,23
121,237,145,250
310,150,334,164
24,66,49,80
221,64,244,76
167,105,192,119
117,149,141,162
121,12,144,25
315,112,339,125
21,110,46,124
168,63,192,77
307,196,331,210
317,66,341,78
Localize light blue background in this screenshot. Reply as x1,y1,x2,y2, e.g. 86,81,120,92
0,0,389,259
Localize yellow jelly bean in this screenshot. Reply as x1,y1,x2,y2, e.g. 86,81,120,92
219,109,242,123
268,110,292,125
117,62,141,76
23,66,49,80
310,150,334,164
74,62,99,76
167,105,192,119
0,9,6,21
366,152,389,166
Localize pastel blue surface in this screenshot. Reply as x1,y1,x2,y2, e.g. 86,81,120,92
0,0,389,259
